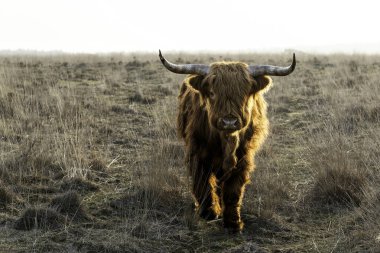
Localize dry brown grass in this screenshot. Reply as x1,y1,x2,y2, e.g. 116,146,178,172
0,52,379,252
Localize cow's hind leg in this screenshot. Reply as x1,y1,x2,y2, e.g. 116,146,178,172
222,169,250,232
191,157,221,220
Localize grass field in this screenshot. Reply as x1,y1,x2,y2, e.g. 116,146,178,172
0,52,379,252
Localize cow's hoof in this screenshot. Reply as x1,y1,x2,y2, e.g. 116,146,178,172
223,220,244,233
199,208,219,221
224,228,243,235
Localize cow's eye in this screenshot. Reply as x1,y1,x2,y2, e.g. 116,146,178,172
209,91,215,99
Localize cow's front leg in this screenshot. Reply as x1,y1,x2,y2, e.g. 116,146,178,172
190,155,221,220
222,169,250,232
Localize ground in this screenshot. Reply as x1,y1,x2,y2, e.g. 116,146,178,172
0,53,379,252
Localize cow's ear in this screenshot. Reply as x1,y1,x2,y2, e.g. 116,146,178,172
252,75,272,93
186,75,206,92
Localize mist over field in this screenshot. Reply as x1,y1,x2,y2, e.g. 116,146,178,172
2,0,380,54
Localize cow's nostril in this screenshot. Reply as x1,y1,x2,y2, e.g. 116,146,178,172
222,118,237,126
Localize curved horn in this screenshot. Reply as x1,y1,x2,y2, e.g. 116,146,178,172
159,50,209,75
249,53,296,77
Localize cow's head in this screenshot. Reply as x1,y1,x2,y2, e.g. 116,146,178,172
159,50,296,133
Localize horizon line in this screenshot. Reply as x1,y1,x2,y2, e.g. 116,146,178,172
1,47,380,56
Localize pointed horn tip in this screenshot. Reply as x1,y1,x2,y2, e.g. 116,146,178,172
288,53,296,72
158,49,165,63
292,53,296,67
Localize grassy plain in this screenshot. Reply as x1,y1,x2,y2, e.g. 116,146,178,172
0,52,379,252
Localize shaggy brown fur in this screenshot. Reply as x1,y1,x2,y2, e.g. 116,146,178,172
177,62,272,232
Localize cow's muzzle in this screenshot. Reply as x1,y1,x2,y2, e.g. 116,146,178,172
218,117,240,131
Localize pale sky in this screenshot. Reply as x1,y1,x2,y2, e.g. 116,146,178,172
1,0,380,54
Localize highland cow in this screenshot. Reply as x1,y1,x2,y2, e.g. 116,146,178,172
159,50,296,232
